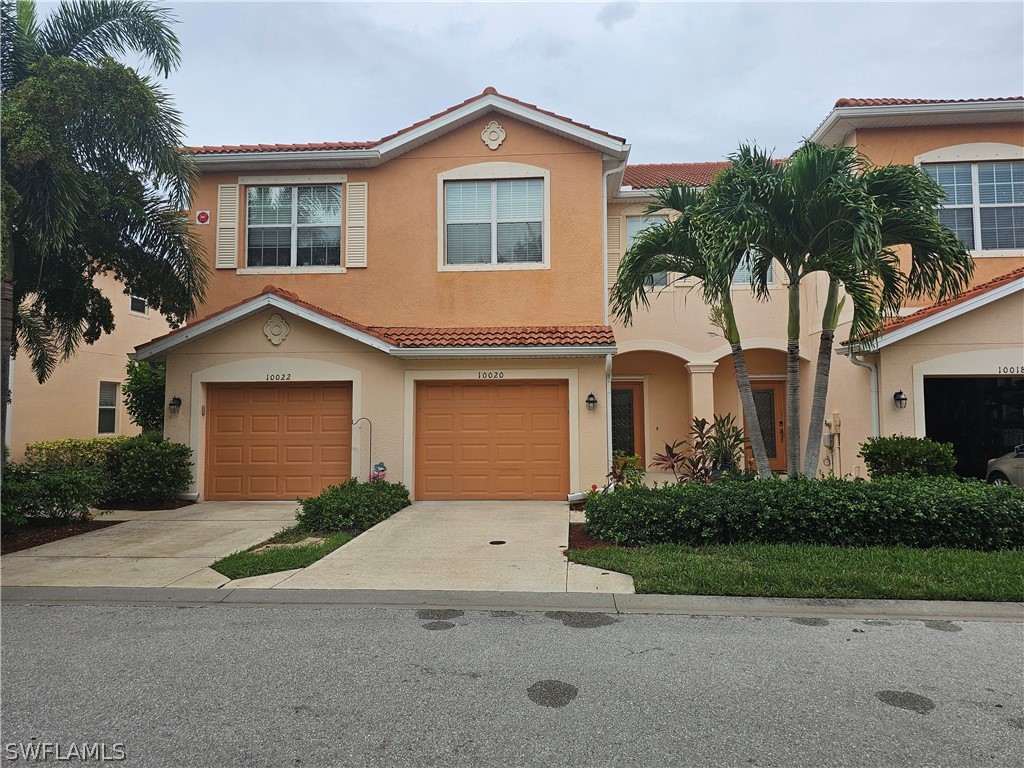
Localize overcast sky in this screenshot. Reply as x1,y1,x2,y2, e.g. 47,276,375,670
101,2,1024,163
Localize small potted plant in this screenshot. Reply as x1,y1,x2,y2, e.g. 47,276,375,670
707,413,747,478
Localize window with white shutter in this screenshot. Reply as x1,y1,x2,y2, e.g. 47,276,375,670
98,381,118,434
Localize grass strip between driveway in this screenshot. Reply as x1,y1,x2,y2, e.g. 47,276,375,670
569,543,1024,601
211,527,352,581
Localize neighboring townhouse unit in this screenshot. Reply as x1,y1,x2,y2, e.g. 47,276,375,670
134,89,1023,501
6,272,171,460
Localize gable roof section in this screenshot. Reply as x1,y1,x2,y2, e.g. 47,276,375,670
843,267,1024,351
189,87,629,170
134,286,616,361
811,96,1024,147
622,162,730,189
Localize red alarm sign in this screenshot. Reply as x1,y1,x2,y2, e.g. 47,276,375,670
196,210,211,225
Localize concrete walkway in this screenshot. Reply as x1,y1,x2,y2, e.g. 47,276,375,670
262,501,634,593
0,502,297,588
1,500,633,594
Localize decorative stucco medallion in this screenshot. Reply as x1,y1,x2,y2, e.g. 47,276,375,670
481,120,506,150
264,313,290,346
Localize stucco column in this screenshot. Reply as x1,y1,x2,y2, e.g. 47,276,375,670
686,362,718,424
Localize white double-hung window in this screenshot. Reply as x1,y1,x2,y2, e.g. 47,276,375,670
445,179,543,265
246,185,342,268
626,215,669,288
924,161,1024,251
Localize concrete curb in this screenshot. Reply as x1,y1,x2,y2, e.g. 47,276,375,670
2,586,1022,622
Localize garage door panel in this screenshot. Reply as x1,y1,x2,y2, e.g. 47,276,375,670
215,415,245,434
206,382,352,501
249,445,279,464
285,414,315,434
250,415,279,433
415,380,568,500
286,386,315,403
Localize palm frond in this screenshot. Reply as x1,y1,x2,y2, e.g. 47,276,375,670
38,0,181,76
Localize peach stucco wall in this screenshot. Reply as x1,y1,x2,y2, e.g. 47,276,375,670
189,112,606,328
8,273,171,460
163,308,609,499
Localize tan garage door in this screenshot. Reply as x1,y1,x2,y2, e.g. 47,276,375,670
206,382,352,501
416,380,569,500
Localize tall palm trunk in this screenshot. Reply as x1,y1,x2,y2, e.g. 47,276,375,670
1,278,13,455
803,280,843,476
722,298,772,477
785,281,802,476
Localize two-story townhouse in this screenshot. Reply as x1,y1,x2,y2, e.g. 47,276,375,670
820,98,1024,479
136,90,1023,501
135,89,625,501
609,97,1022,481
6,272,171,460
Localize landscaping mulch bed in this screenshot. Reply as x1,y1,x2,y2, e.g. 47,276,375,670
93,498,196,511
1,519,124,555
567,522,614,554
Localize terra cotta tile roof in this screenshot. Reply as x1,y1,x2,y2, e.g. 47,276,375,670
834,96,1023,108
373,325,615,348
844,266,1024,345
136,285,614,353
622,162,730,189
189,87,624,155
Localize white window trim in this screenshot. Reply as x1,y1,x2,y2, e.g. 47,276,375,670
129,296,148,316
244,184,344,270
625,212,677,291
98,380,119,435
917,145,1024,258
437,162,551,272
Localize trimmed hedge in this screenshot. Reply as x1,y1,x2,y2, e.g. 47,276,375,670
296,479,411,533
858,435,957,479
1,464,106,525
103,433,193,504
24,437,132,471
584,476,1024,551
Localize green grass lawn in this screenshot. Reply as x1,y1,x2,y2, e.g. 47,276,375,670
211,527,352,580
569,543,1024,601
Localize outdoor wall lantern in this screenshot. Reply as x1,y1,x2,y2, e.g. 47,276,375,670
168,396,182,414
585,392,598,411
893,390,908,410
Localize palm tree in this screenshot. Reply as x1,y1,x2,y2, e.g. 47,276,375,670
0,0,206,443
800,162,973,475
610,183,774,478
703,142,973,476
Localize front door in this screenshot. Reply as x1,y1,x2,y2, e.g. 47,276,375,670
747,381,787,473
611,382,645,465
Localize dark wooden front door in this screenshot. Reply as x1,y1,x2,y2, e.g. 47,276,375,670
747,381,787,473
611,382,645,465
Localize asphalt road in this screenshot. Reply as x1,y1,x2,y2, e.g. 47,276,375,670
1,603,1021,768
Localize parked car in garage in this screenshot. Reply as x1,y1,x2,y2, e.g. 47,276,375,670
986,445,1024,487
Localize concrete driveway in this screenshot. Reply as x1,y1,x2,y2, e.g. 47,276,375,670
267,501,634,593
0,502,297,588
2,500,633,594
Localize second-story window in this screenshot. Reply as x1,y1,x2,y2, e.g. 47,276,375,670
626,215,669,288
924,161,1024,251
246,185,342,268
733,252,774,286
445,179,543,265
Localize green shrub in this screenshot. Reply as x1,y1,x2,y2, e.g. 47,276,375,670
1,463,106,523
859,435,957,479
24,436,132,471
103,433,193,504
296,479,410,533
584,476,1024,551
122,361,166,434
